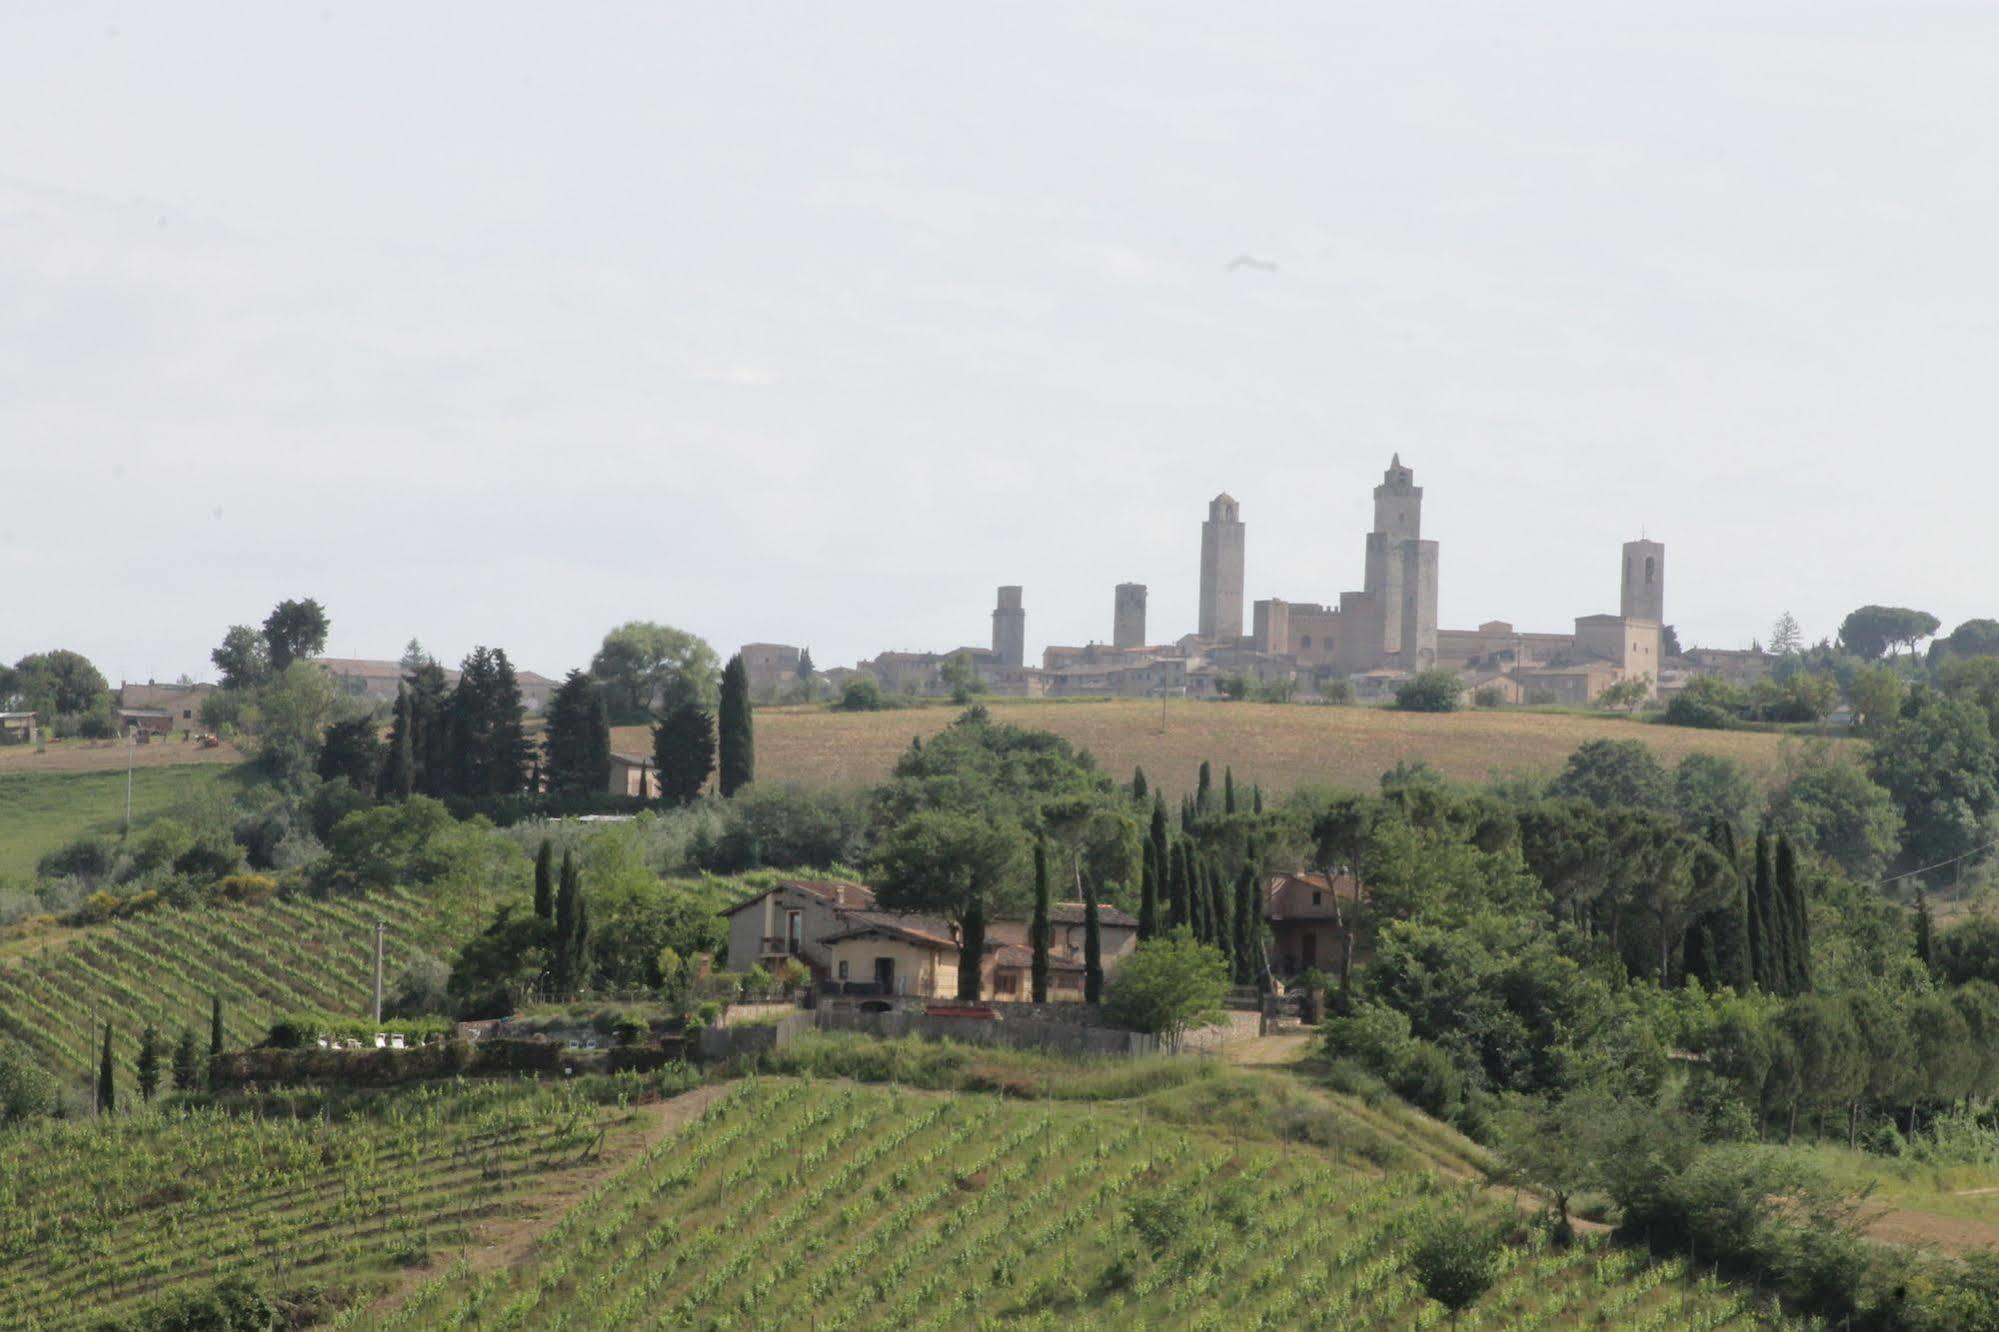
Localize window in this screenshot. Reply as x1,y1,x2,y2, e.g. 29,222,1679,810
785,910,803,954
1645,556,1656,585
1312,891,1322,906
1300,634,1312,649
837,960,848,980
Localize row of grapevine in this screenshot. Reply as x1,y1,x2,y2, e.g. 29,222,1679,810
0,886,433,1080
368,1078,1794,1330
0,1078,643,1329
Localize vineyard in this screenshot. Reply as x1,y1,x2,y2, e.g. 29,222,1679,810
369,1078,1788,1331
0,886,440,1083
0,1078,650,1329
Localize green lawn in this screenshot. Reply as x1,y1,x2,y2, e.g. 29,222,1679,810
0,764,252,882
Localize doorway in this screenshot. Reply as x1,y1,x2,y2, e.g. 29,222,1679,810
873,956,896,995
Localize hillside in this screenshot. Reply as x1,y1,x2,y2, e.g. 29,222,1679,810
0,1077,660,1330
0,762,252,881
365,1073,1774,1331
617,699,1817,798
0,886,456,1085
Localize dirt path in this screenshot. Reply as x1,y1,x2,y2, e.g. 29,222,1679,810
370,1082,729,1317
1858,1203,1999,1256
1221,1032,1315,1067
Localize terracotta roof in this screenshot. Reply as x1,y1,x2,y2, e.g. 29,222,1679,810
719,879,878,916
1046,902,1137,928
1264,872,1360,921
822,912,958,951
990,944,1084,970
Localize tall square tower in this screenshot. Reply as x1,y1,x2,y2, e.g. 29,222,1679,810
1113,583,1148,649
991,586,1025,668
1621,540,1665,623
1198,494,1245,641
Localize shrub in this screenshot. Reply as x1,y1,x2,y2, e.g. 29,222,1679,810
1104,930,1230,1039
37,835,115,883
1395,670,1465,713
216,873,278,905
837,678,885,712
1665,675,1743,729
1318,678,1355,705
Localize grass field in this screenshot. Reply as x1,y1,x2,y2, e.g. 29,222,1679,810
0,762,253,881
368,1075,1781,1331
0,1077,657,1330
617,699,1821,800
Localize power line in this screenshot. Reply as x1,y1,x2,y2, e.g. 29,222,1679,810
1870,839,1998,891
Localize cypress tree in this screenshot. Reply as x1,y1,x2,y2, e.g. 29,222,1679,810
654,702,716,805
1168,840,1190,930
1180,795,1195,834
1777,836,1811,994
1915,889,1935,970
637,764,650,802
1188,850,1209,942
553,851,581,998
958,893,986,1002
1682,915,1717,990
1132,766,1148,802
1083,878,1105,1004
1139,835,1160,943
1253,785,1263,815
98,1023,115,1115
718,653,755,797
210,995,223,1058
383,684,415,799
1209,859,1234,970
1747,832,1773,992
544,669,612,795
1197,761,1213,815
533,839,555,922
1224,767,1237,815
136,1025,161,1103
1234,863,1262,986
1031,839,1051,1004
171,1028,200,1093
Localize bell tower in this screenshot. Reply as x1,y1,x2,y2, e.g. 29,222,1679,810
1621,539,1665,622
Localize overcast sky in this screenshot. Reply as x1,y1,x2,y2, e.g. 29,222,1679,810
6,3,1997,685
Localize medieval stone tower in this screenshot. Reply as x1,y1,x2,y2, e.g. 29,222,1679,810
1198,494,1245,641
1113,583,1147,649
1621,539,1665,623
991,586,1025,668
1361,455,1437,670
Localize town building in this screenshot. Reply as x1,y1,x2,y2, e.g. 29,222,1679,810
318,657,559,712
117,680,216,734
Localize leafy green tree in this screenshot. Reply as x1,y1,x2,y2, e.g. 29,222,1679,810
544,669,613,795
12,649,112,725
1495,1084,1626,1239
1549,739,1670,812
533,839,555,921
1839,604,1940,660
589,621,720,721
718,653,755,797
1105,929,1229,1039
1766,749,1901,882
403,657,455,797
1769,611,1804,656
1936,655,1999,741
262,598,329,671
1664,674,1743,729
1848,665,1907,732
171,1028,201,1093
795,647,816,691
653,701,715,805
1395,669,1465,713
254,661,338,791
1869,694,1999,873
98,1022,115,1115
871,810,1028,991
209,626,270,691
136,1024,162,1103
837,677,885,711
1594,675,1651,711
0,1043,58,1126
1935,918,1999,986
317,715,384,792
449,902,557,1016
1031,838,1052,1003
1671,752,1759,837
1408,1216,1502,1326
939,650,987,703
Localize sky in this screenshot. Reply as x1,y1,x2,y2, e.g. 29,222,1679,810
5,3,1998,685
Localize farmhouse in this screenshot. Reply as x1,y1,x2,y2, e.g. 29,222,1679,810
722,878,1136,1001
1265,871,1362,978
0,712,37,745
118,680,215,734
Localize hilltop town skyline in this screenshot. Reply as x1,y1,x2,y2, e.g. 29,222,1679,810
9,5,1999,682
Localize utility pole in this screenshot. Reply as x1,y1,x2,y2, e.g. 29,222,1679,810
373,921,385,1027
